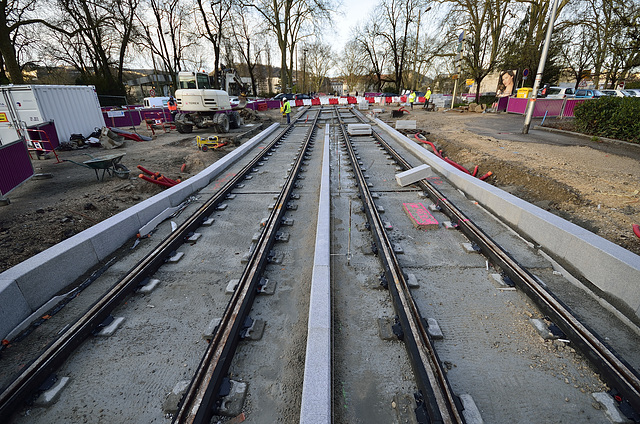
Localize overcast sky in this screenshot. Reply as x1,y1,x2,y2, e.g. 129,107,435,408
325,0,377,54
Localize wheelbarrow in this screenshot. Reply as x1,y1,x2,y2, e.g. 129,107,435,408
64,152,130,181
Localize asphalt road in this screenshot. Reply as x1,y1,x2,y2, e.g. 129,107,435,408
459,112,640,161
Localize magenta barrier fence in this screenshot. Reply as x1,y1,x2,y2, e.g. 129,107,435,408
533,99,564,117
506,97,591,118
496,96,509,112
27,121,60,149
561,99,586,118
0,141,33,196
506,98,528,114
101,108,174,127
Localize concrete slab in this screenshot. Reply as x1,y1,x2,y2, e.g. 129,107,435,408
2,233,98,311
395,120,416,130
347,124,372,136
0,279,31,340
395,164,431,187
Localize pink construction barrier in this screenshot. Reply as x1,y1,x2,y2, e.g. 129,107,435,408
506,98,528,114
562,99,587,118
533,99,564,117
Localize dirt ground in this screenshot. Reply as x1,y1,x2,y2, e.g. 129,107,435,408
1,104,639,274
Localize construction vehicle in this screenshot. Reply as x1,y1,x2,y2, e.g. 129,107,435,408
173,71,246,134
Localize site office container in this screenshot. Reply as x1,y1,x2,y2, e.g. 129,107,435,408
0,85,105,145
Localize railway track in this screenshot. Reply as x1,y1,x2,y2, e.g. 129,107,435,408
1,106,639,423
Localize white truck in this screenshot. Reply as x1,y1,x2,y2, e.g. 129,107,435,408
174,71,245,134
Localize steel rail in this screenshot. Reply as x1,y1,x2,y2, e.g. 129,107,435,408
336,107,463,423
0,109,310,420
362,113,640,414
172,108,322,424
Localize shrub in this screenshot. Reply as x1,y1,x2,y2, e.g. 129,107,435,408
573,97,640,143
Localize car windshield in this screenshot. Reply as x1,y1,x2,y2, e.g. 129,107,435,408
547,88,562,95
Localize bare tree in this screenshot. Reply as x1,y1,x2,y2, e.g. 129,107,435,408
557,25,592,89
306,40,334,93
245,0,334,93
353,15,389,92
339,40,367,94
0,0,79,83
376,0,422,93
229,4,264,97
195,0,234,88
443,0,515,100
37,0,141,94
136,0,197,91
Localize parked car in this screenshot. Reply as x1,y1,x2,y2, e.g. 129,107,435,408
540,86,575,99
294,94,313,100
624,88,640,97
599,89,633,97
574,89,604,98
273,93,295,101
376,92,399,98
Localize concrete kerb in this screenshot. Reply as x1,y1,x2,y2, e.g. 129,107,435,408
0,123,280,341
299,124,331,423
375,118,640,323
534,125,640,150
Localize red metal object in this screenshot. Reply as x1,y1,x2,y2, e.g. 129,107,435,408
633,224,640,239
25,129,61,163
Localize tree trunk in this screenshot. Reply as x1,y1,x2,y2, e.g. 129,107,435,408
0,32,23,84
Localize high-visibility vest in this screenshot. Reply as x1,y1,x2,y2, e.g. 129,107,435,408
425,90,432,100
284,101,291,114
168,99,177,111
408,92,416,102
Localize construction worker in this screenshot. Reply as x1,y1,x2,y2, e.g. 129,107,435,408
408,90,416,109
283,99,292,124
167,96,177,118
423,87,432,109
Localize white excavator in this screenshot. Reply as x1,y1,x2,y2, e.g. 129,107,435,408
173,71,246,134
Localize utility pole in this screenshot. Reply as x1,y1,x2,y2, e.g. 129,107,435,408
303,48,308,94
451,30,465,110
522,0,560,134
411,6,431,91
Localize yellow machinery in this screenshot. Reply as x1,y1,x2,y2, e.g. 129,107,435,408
196,135,227,151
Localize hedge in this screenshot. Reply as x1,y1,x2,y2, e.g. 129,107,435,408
573,97,640,143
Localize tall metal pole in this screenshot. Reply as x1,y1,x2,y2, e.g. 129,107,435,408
522,0,560,134
411,7,431,91
451,30,465,110
303,49,307,94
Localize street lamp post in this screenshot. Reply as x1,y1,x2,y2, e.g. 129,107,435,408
411,6,431,91
522,0,560,134
303,49,308,94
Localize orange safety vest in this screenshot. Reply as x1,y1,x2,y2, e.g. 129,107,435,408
168,98,177,111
